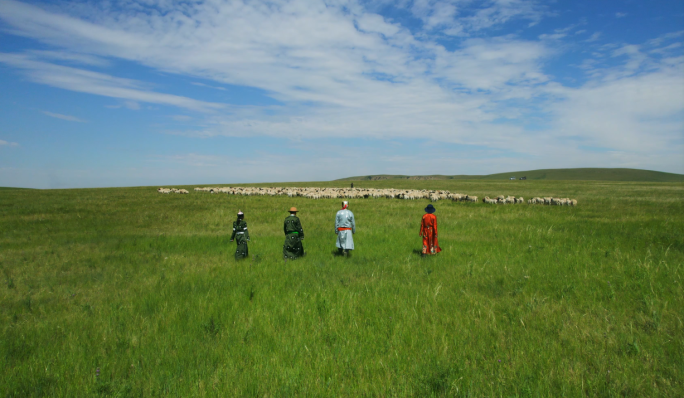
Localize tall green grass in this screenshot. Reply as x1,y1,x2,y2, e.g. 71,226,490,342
1,181,683,396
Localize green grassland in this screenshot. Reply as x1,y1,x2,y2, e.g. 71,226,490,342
337,168,684,182
1,180,683,396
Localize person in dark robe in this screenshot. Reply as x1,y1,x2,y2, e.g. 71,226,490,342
283,207,305,259
230,210,250,260
420,204,441,256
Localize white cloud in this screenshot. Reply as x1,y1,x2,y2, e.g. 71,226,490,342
0,140,20,147
586,32,602,42
406,0,546,33
433,37,550,92
615,12,627,18
0,53,225,112
0,0,682,177
538,33,566,41
25,49,109,66
191,82,226,91
547,56,684,153
171,115,192,121
647,30,684,47
123,101,140,110
355,13,401,37
42,111,86,122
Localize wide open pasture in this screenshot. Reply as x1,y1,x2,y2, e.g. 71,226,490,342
1,180,683,396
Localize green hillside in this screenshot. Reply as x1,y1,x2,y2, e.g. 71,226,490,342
337,168,684,182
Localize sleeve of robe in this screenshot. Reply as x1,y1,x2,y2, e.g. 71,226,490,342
296,217,304,239
231,221,237,240
350,212,356,234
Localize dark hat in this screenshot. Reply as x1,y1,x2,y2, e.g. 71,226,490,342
425,204,436,213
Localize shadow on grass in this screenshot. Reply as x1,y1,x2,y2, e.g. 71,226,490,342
331,249,352,257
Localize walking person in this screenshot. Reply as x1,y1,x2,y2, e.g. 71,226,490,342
283,207,305,260
335,201,356,256
230,210,250,260
420,204,441,257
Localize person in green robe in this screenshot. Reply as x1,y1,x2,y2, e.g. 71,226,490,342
283,207,305,259
230,210,250,260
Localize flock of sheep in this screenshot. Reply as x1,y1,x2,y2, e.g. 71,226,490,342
527,197,578,206
184,187,577,206
482,195,577,206
157,188,189,194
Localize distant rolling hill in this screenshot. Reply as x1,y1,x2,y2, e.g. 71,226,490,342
336,168,684,182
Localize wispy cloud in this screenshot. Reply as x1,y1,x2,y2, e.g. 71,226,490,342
171,115,192,121
615,12,627,18
42,111,86,122
0,0,682,177
0,53,225,112
0,140,20,147
191,82,226,91
25,49,109,66
123,101,140,110
407,0,548,34
586,32,602,42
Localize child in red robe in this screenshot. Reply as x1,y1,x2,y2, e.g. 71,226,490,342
420,204,441,256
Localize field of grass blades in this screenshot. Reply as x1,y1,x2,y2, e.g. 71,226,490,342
1,180,682,396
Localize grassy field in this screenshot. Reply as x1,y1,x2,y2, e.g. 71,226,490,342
1,180,683,396
337,168,684,182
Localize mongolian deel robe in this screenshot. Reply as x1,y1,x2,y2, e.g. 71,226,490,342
230,218,250,260
420,213,441,255
283,214,305,259
335,208,356,250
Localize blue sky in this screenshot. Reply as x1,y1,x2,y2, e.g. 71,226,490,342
0,0,682,188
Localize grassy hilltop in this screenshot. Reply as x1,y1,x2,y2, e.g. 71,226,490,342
1,180,683,396
337,167,684,182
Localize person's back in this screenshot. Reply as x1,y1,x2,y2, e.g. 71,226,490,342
335,201,355,255
284,214,303,235
230,210,250,260
336,209,355,230
420,204,441,256
283,207,305,259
